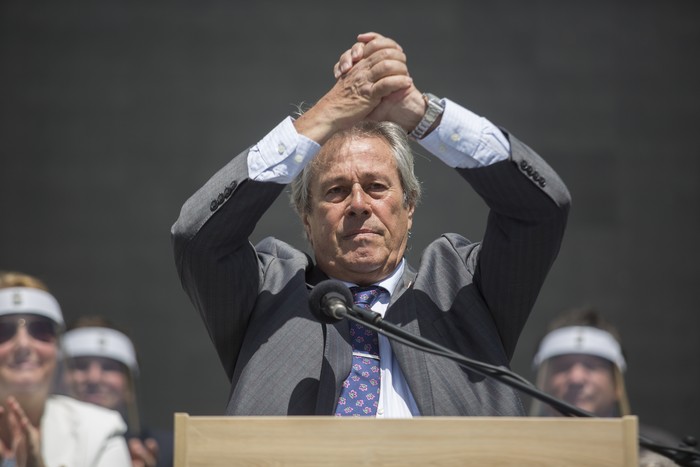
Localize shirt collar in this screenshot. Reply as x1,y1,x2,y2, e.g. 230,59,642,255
335,258,405,297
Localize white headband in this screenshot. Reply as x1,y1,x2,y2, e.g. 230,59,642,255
62,327,139,373
0,287,64,325
533,326,626,372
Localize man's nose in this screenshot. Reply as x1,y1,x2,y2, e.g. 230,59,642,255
347,184,371,215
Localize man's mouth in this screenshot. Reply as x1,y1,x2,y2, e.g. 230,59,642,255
345,229,378,239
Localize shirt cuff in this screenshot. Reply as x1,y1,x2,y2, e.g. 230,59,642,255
247,116,321,183
417,98,511,168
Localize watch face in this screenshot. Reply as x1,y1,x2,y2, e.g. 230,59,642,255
424,96,444,119
410,94,444,139
428,99,442,112
427,94,444,110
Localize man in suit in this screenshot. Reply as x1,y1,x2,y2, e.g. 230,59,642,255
172,32,570,417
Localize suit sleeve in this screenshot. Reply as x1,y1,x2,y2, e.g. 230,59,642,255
458,132,571,359
171,147,286,378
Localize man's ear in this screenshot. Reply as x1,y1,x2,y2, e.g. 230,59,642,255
407,203,415,230
302,213,313,246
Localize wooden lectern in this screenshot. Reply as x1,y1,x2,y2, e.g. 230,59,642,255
174,414,638,466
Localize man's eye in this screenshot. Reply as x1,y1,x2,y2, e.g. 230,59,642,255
325,186,348,200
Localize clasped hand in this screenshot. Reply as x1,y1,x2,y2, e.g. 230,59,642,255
294,32,426,144
0,397,44,467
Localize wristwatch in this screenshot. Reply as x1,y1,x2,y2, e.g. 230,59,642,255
409,93,445,140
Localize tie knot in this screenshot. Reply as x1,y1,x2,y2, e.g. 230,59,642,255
350,286,387,309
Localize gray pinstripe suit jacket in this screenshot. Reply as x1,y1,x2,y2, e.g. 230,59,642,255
171,132,570,416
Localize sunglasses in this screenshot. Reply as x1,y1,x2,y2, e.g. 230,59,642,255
0,316,58,344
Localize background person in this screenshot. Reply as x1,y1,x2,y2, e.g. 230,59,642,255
531,306,681,466
62,316,173,467
0,271,130,466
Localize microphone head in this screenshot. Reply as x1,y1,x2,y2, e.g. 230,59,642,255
308,280,353,323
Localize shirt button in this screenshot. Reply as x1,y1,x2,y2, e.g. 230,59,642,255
294,154,303,164
377,408,384,416
277,143,286,155
450,133,461,142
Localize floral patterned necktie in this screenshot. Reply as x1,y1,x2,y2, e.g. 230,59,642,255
334,286,387,416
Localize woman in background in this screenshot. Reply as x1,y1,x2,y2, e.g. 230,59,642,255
0,271,130,466
62,316,172,467
531,307,680,467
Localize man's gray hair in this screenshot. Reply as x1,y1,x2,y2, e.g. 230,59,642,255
290,121,422,216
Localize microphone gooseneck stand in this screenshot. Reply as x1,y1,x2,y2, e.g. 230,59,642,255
309,280,700,467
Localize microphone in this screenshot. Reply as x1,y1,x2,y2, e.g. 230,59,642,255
308,280,354,323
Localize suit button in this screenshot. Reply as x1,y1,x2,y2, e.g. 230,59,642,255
217,193,225,204
209,200,218,211
229,181,238,190
532,171,540,181
224,187,232,198
519,160,528,170
539,179,546,187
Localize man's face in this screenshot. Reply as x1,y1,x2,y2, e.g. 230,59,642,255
543,354,619,416
303,136,414,285
64,356,131,410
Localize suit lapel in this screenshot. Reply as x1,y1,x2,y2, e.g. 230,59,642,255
315,319,351,414
307,266,352,414
385,265,436,415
